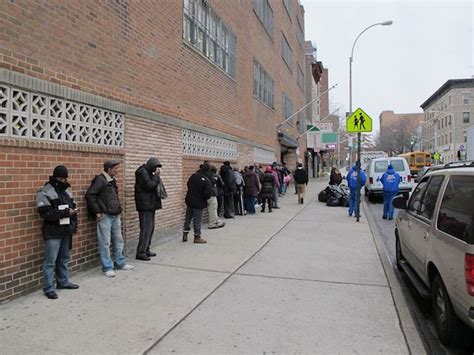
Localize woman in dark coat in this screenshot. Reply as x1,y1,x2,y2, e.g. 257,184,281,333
329,167,343,186
260,166,275,213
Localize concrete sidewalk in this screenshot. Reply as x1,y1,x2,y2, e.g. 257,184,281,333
1,179,417,354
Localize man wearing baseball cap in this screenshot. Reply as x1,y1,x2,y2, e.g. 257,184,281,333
85,160,134,277
36,165,79,299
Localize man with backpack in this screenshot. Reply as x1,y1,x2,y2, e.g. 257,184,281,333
85,160,134,277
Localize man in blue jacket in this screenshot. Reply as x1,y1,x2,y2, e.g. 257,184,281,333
380,164,401,220
346,163,367,217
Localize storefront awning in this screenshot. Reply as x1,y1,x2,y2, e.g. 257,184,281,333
277,132,299,148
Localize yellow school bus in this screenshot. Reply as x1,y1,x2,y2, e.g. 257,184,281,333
398,151,432,175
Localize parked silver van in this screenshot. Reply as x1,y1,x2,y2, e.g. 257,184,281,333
393,161,474,345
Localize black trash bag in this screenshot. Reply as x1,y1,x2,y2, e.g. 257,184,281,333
340,196,349,207
318,189,327,202
326,196,340,206
328,185,344,200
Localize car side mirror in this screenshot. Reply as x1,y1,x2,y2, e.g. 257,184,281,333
392,195,408,209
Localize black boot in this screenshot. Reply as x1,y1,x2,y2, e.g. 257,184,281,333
301,198,304,204
182,231,189,242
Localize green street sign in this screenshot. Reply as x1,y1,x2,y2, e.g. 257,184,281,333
433,152,440,161
346,108,373,133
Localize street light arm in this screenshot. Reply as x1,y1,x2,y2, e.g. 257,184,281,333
350,21,393,60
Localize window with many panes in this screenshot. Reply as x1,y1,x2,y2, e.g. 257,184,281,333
253,0,273,38
296,16,304,47
463,94,469,105
281,33,292,70
253,60,274,109
419,176,444,220
183,0,236,78
297,64,304,91
463,112,470,123
282,92,294,124
283,0,292,18
437,175,474,242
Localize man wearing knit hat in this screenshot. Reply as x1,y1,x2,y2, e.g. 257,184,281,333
36,165,79,299
85,160,134,277
134,156,163,261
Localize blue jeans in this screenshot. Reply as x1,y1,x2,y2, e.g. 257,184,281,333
97,214,126,272
383,191,398,218
244,195,256,214
348,188,357,216
43,238,70,293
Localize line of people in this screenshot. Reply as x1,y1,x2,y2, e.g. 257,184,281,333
36,158,308,299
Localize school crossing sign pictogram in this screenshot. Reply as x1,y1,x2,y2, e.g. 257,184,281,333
346,107,373,133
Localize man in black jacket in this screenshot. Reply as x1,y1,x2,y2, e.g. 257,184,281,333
36,165,79,299
220,161,235,218
134,157,163,261
293,162,309,204
182,161,213,244
85,160,133,277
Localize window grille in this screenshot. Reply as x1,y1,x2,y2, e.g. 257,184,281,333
0,85,123,147
297,64,304,90
183,0,237,78
282,92,294,124
281,33,292,70
253,0,273,38
253,59,274,109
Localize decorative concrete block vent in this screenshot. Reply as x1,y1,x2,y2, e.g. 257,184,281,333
0,85,123,147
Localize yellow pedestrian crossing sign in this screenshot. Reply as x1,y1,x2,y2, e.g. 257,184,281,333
346,108,373,133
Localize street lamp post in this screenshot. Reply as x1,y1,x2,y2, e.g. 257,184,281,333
349,20,393,222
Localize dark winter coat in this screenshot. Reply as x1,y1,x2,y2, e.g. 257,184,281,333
208,171,224,197
329,168,343,186
185,169,213,209
36,177,77,240
134,164,162,211
243,171,260,197
260,172,275,199
220,164,234,195
85,173,122,216
293,167,308,185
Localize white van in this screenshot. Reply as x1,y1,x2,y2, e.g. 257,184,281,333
364,157,413,201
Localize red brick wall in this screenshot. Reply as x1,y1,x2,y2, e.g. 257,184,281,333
0,0,305,148
0,139,123,302
124,116,184,244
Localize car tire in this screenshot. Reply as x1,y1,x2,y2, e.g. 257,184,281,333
432,274,462,346
403,192,409,200
395,232,404,271
367,192,374,202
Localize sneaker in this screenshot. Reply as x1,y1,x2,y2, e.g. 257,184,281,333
104,270,116,278
120,264,134,270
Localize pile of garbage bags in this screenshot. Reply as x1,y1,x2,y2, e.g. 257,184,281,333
318,184,350,207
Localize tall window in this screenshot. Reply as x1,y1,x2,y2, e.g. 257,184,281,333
463,112,470,123
253,0,273,38
463,94,469,105
282,92,294,124
283,0,292,18
183,0,237,78
297,64,304,90
281,33,292,70
296,16,304,47
253,60,274,109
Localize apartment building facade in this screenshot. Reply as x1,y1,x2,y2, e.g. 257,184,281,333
420,79,474,162
0,0,307,301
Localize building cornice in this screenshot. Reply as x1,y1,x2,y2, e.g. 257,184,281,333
420,78,474,109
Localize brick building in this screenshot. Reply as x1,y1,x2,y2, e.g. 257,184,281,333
0,0,307,302
378,110,424,155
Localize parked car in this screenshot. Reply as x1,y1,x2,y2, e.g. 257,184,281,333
393,160,474,345
364,157,413,202
414,164,444,183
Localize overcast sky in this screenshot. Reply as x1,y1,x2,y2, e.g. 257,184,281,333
300,0,473,133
